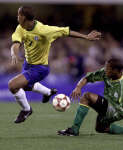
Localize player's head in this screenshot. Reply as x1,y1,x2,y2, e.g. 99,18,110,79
17,6,34,26
105,58,123,79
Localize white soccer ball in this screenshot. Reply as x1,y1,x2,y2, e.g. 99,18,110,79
52,94,71,112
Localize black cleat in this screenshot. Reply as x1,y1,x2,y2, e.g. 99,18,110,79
57,127,79,136
14,107,33,124
42,88,57,103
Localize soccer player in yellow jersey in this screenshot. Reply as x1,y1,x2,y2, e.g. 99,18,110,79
8,6,101,123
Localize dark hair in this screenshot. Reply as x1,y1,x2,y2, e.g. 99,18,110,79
107,58,123,71
19,6,35,21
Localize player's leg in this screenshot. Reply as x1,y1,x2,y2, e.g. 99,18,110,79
23,82,57,103
95,115,110,133
8,74,32,123
96,117,123,134
94,98,123,134
32,82,57,103
22,62,57,103
57,92,99,136
95,100,123,134
92,96,111,133
109,123,123,134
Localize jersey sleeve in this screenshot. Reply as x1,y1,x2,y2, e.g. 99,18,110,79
44,25,70,42
85,68,105,82
12,25,23,43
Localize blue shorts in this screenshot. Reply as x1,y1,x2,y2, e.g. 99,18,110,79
22,60,50,88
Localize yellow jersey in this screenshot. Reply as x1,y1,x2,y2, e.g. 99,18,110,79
12,21,69,65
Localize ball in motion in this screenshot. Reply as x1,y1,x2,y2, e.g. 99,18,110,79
52,94,71,112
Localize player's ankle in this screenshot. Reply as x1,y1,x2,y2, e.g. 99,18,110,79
71,126,79,135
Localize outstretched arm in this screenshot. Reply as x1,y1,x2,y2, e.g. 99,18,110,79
71,77,88,99
69,30,101,41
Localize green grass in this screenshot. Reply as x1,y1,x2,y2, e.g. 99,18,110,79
0,102,123,150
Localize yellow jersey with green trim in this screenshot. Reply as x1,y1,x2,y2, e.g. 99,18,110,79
12,21,69,65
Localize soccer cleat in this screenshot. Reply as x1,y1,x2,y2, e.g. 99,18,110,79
57,127,79,136
42,88,58,103
14,107,33,123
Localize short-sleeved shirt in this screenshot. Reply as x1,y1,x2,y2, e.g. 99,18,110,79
12,20,69,65
85,68,123,120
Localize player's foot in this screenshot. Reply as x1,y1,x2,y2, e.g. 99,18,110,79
57,127,79,136
14,107,33,123
42,88,57,103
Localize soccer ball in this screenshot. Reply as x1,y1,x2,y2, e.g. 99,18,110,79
52,94,71,112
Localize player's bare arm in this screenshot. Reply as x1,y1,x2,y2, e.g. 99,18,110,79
11,43,21,65
69,30,101,41
71,77,88,99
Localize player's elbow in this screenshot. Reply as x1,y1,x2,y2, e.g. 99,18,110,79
11,42,20,50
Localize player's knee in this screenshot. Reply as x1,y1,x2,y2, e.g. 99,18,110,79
83,92,91,100
8,80,16,93
80,92,91,104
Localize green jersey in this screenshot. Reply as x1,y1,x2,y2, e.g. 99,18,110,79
85,68,123,121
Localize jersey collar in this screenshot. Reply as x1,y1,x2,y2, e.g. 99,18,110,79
27,20,37,31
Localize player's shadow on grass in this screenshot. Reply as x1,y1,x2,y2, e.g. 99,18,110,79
0,133,122,140
0,133,115,140
0,134,96,140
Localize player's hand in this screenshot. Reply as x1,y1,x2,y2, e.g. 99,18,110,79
70,87,81,100
86,30,101,41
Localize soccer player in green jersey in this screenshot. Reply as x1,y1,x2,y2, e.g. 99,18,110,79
8,6,101,123
58,58,123,136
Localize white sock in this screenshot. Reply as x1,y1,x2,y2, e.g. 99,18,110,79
14,88,30,111
32,82,51,95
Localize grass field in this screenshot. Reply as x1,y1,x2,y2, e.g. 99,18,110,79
0,102,123,150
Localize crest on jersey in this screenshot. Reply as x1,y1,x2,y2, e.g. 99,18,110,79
34,36,39,41
114,92,118,98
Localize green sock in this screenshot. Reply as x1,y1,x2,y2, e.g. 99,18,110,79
72,105,89,134
109,124,123,134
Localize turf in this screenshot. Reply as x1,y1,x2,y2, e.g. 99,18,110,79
0,102,123,150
